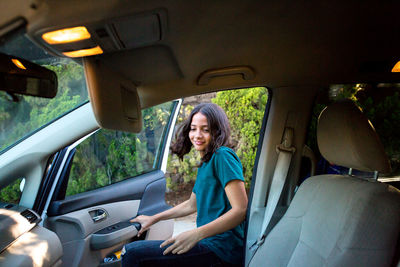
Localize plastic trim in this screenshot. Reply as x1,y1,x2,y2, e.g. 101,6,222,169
160,99,182,173
244,87,272,261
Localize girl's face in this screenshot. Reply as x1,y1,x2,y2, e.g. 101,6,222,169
189,112,211,156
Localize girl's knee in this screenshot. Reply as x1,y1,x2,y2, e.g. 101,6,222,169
122,241,145,258
122,240,164,266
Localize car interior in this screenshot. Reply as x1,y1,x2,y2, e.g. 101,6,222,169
0,1,400,266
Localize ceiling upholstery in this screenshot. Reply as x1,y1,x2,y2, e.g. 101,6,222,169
1,0,400,108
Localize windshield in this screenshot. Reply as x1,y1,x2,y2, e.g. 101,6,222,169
0,31,88,153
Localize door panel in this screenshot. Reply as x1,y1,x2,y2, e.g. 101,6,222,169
137,176,171,216
46,168,174,267
46,200,140,267
48,170,167,216
46,200,140,244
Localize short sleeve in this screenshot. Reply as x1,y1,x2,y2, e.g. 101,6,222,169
193,184,197,194
214,147,244,188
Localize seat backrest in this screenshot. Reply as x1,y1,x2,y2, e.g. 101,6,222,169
250,101,400,267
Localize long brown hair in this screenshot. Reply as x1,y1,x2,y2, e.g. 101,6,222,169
171,103,232,163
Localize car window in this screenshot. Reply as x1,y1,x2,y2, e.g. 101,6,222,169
0,32,88,154
65,101,176,196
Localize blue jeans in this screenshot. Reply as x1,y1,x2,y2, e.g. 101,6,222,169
122,240,236,267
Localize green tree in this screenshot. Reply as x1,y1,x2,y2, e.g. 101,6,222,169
358,92,400,175
0,178,22,204
213,87,268,188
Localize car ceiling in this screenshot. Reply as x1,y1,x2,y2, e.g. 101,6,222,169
2,0,400,109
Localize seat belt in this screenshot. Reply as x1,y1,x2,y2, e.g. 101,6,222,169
247,127,295,266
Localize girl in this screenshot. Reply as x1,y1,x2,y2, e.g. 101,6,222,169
122,103,248,267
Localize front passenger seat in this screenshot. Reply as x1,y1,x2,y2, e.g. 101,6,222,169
250,100,400,267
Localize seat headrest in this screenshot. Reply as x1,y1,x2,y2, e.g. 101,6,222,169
317,100,391,173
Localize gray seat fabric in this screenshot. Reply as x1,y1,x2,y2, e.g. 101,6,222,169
250,100,400,267
251,175,400,267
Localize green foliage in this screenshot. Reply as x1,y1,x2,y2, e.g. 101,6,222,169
66,130,149,196
0,178,22,204
358,92,400,174
167,149,201,191
359,93,400,155
331,84,367,102
212,87,268,188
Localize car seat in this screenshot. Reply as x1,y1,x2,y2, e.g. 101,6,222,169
249,100,400,267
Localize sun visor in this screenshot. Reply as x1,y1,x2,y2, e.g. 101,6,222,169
83,58,142,133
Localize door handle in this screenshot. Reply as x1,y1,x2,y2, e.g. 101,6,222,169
130,221,142,231
90,209,107,222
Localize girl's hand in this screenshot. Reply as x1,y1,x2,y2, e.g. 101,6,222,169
160,229,202,255
130,215,156,237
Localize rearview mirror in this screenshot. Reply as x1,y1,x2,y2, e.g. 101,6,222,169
0,52,58,98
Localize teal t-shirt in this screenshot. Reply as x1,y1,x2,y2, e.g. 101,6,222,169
193,146,245,264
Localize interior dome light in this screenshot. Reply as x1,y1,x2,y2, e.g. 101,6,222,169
63,46,103,58
392,61,400,72
12,59,26,70
42,26,91,45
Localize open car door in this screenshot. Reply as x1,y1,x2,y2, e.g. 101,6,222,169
39,99,181,267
